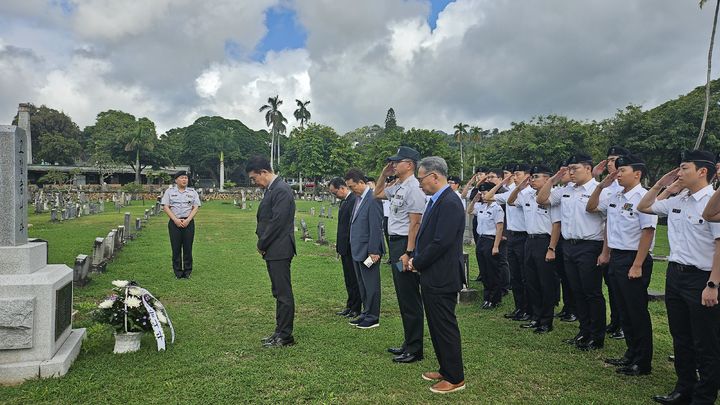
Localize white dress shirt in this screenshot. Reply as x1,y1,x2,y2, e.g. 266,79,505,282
649,185,720,271
474,202,505,236
549,179,605,241
516,188,554,235
495,188,530,232
596,183,657,251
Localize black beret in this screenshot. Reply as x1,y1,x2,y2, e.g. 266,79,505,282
530,164,553,175
387,146,420,162
502,163,516,172
615,154,646,170
680,150,716,166
513,163,531,172
607,145,630,157
566,153,593,166
475,166,489,173
173,170,189,179
477,182,496,192
448,175,461,183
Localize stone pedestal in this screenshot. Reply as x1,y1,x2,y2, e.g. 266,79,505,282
0,122,84,384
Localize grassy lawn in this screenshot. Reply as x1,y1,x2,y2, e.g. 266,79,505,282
0,200,677,404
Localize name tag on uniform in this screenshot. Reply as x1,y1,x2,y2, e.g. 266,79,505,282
581,194,591,198
609,203,617,208
525,203,530,207
672,208,681,213
562,194,570,198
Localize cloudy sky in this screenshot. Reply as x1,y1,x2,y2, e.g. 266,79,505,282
0,0,717,135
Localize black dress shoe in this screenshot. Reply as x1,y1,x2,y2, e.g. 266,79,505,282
609,329,625,340
263,335,295,348
563,334,585,345
387,347,404,355
534,325,553,334
520,320,540,329
345,311,360,318
261,333,278,343
336,308,351,316
577,339,604,351
393,352,423,363
504,309,520,319
513,313,531,321
606,323,618,333
651,391,690,404
667,355,675,362
616,364,651,376
560,313,577,322
604,357,630,367
481,301,490,309
554,310,567,318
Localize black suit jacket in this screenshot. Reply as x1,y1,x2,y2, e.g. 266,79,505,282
256,177,297,261
413,187,465,294
336,192,356,256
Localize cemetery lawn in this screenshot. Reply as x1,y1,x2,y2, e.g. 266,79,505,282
1,201,676,404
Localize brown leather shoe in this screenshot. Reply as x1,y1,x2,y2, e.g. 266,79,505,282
430,380,466,394
421,372,443,381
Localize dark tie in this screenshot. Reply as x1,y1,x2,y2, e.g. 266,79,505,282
424,198,434,217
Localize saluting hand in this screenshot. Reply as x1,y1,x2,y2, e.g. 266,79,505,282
599,170,618,189
551,167,568,185
381,162,394,177
519,175,531,189
655,168,680,188
665,179,684,195
592,160,608,177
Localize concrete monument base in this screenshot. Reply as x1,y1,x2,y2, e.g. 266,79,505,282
0,328,85,385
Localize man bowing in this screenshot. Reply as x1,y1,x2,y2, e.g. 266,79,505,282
409,156,466,394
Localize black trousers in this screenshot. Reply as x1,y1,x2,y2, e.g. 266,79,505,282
168,219,195,278
563,240,605,342
340,254,361,312
665,262,720,404
602,263,621,328
610,250,653,369
525,236,559,326
507,233,528,314
353,260,381,323
555,238,575,314
266,259,295,339
389,237,424,354
477,237,507,304
422,289,465,384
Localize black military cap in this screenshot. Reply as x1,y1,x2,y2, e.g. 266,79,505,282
566,152,593,166
513,163,531,172
502,163,516,172
477,182,496,192
615,154,646,170
607,145,630,157
387,146,420,162
476,166,489,173
448,175,461,183
680,149,716,166
530,164,553,175
173,170,189,179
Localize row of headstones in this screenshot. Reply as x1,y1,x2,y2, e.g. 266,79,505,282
297,218,328,245
309,206,334,219
34,190,131,214
49,201,106,222
297,194,335,203
72,209,154,286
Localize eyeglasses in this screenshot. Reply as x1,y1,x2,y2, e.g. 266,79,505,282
567,165,585,173
418,172,437,182
447,181,456,185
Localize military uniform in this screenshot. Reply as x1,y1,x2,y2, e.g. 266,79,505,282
161,181,201,279
474,183,508,307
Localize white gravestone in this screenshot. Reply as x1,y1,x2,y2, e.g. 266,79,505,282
0,112,85,384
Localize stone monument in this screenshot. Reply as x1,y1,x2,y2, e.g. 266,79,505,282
0,106,84,384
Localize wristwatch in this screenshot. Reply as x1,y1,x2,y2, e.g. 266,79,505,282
405,250,414,256
708,281,718,289
547,247,555,252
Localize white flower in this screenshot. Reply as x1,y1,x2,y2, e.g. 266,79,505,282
111,280,129,288
98,300,114,309
128,287,143,297
157,312,168,324
125,296,141,308
153,301,164,310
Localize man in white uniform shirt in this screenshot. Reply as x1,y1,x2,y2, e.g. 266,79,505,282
587,154,657,377
537,152,606,351
638,150,720,405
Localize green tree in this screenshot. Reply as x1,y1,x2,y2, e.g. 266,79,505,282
384,108,397,132
697,0,720,149
39,170,68,186
35,132,82,165
259,95,288,171
12,104,85,163
293,99,311,129
124,123,155,184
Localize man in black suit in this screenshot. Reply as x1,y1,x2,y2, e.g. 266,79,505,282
246,156,297,348
345,169,385,329
409,156,466,394
328,177,361,318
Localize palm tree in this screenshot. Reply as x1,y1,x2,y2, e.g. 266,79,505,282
259,95,288,171
469,126,483,172
453,122,469,180
294,99,311,129
696,0,720,149
124,123,154,184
